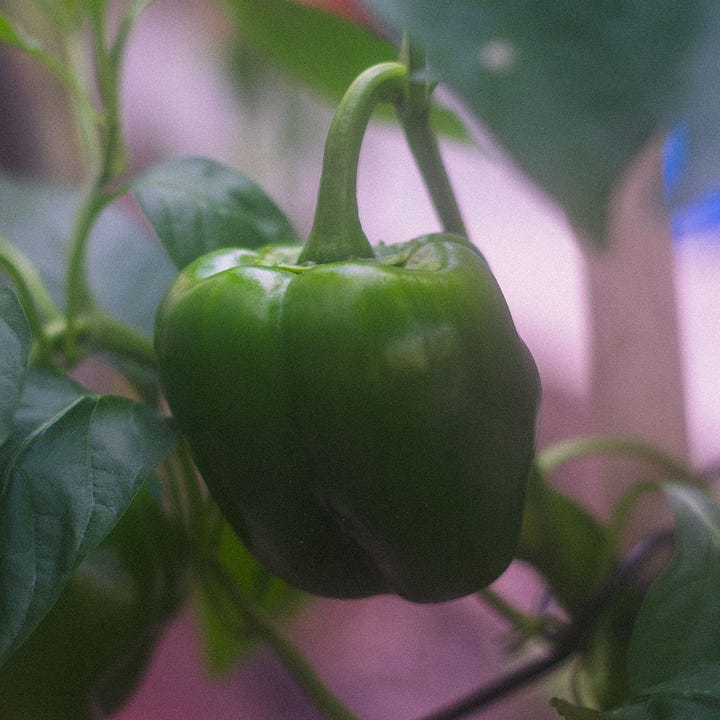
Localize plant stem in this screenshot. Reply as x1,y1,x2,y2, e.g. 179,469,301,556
83,311,156,367
300,50,467,265
299,62,407,265
396,34,467,239
205,560,362,720
0,236,62,329
64,2,139,361
416,531,673,720
64,187,110,360
400,110,467,238
478,588,559,640
0,235,63,361
538,435,696,484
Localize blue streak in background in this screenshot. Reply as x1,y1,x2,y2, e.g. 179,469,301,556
665,125,720,240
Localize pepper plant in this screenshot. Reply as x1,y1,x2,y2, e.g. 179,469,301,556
0,2,719,720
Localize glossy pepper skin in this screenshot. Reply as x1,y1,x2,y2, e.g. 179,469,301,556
0,482,187,720
154,233,540,602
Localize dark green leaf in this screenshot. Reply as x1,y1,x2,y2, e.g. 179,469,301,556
553,662,720,719
361,0,706,246
0,173,176,337
194,519,303,674
0,369,178,666
626,484,720,694
638,661,720,714
0,285,30,446
131,156,298,270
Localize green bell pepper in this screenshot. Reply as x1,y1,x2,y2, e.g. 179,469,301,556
153,62,540,602
155,234,539,602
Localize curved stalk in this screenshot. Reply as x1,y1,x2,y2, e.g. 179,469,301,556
64,189,111,360
0,236,63,361
0,236,63,329
538,435,696,484
299,62,407,264
63,2,140,361
83,311,156,367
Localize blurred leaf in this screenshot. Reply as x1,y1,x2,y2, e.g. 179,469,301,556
664,4,720,213
517,466,608,613
87,202,177,338
29,0,95,30
0,173,176,337
0,369,178,666
131,156,298,270
361,0,709,246
224,0,467,138
194,519,304,674
224,0,394,103
0,285,30,445
0,10,90,106
626,483,720,693
0,12,42,52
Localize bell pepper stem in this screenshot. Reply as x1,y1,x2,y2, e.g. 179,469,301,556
299,62,407,265
301,47,469,265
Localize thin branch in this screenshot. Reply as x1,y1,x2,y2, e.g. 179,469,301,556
204,559,362,720
416,530,675,720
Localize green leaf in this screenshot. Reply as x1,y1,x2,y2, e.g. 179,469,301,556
0,285,30,446
638,662,720,715
516,466,608,612
194,519,304,674
131,156,298,270
360,0,706,246
0,369,178,666
553,662,720,719
224,0,394,103
0,173,176,337
224,0,466,138
626,484,720,694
